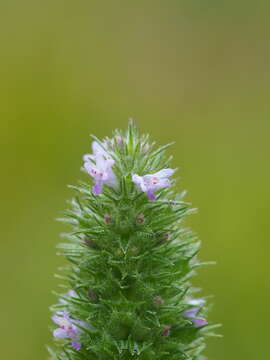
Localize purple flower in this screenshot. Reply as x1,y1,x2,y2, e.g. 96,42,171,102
193,319,208,327
132,169,175,201
183,309,207,327
83,141,117,195
183,307,200,318
183,298,208,328
52,312,86,350
71,342,81,351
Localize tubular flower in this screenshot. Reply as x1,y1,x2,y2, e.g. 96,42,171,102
192,318,208,327
83,141,117,195
52,312,86,351
183,299,208,327
132,168,175,201
183,307,200,318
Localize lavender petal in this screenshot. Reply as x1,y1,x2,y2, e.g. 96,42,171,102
193,318,208,327
146,190,156,201
53,328,68,339
71,341,81,351
92,181,103,195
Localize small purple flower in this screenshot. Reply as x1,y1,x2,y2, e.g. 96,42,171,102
132,169,175,201
193,319,208,327
183,298,208,328
71,342,81,351
183,307,200,318
52,312,86,350
83,141,117,195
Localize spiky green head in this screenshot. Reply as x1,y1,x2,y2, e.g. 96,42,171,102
48,120,219,360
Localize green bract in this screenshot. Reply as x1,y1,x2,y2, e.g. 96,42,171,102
48,120,220,360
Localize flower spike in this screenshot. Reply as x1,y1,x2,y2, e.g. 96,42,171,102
49,122,219,359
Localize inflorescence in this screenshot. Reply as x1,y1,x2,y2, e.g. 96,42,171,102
49,121,219,360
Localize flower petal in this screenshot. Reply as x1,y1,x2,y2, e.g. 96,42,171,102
71,341,81,351
95,154,109,171
52,315,63,326
146,190,156,201
68,290,77,298
187,298,205,306
132,174,147,192
83,154,94,162
84,161,94,174
92,141,113,162
92,141,106,156
92,181,103,195
193,318,208,327
104,169,118,188
183,307,200,318
154,168,175,178
132,174,142,185
154,178,171,190
67,325,79,338
53,328,68,339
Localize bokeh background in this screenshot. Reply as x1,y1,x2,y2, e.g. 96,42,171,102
1,1,269,359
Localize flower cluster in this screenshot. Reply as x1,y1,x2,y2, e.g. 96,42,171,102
83,140,175,200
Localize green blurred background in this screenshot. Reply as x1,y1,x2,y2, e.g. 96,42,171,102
1,1,269,359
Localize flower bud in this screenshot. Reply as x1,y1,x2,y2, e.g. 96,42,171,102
163,232,170,241
155,232,171,247
115,249,123,256
153,296,164,306
84,239,97,248
142,143,150,153
161,325,171,337
88,289,98,302
104,214,112,224
136,214,145,224
116,136,124,147
130,247,139,255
